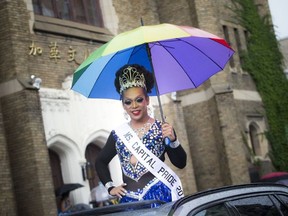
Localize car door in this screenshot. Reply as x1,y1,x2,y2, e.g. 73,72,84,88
191,194,288,216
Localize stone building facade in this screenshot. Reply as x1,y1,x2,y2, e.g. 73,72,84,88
0,0,274,215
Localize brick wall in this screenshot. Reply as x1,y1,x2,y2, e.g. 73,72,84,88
154,99,197,195
112,0,159,32
156,0,194,26
214,92,250,184
26,34,104,89
0,103,17,216
1,90,57,216
0,0,30,82
183,97,225,190
0,0,57,215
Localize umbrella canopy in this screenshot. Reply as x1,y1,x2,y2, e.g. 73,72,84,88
55,183,84,197
71,23,234,100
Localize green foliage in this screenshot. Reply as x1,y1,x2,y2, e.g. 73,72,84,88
231,0,288,171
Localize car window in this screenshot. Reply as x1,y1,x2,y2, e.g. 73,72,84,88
278,195,288,206
228,195,282,216
276,195,288,214
193,203,230,216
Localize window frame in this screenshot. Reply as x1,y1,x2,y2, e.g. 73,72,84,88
32,0,104,27
33,14,113,43
31,0,113,42
228,194,283,216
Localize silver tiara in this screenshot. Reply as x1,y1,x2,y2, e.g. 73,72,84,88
119,66,146,94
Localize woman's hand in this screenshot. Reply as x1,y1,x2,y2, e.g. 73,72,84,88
109,183,127,198
162,122,176,142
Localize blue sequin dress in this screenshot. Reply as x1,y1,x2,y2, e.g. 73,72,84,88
95,119,187,208
113,120,172,205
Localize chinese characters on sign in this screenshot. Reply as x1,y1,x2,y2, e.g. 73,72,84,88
29,41,43,56
28,41,91,65
49,42,61,62
68,46,90,65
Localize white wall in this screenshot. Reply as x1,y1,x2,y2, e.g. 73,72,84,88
39,76,125,205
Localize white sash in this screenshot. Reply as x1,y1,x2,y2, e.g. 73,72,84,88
115,123,184,201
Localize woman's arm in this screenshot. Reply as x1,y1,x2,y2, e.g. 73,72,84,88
95,132,128,198
95,132,117,185
166,142,187,169
161,122,187,169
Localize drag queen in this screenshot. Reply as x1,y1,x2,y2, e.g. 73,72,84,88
95,64,187,206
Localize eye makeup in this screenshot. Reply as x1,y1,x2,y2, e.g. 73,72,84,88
123,97,144,106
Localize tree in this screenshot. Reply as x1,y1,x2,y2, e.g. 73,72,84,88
231,0,288,171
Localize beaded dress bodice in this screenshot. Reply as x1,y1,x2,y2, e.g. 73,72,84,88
113,120,165,181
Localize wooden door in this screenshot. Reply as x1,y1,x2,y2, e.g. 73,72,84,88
85,144,101,189
49,149,64,193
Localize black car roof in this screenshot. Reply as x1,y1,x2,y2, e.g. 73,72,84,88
171,183,288,215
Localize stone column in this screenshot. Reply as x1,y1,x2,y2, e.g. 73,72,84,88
1,89,57,216
214,89,250,184
0,0,57,215
0,104,17,216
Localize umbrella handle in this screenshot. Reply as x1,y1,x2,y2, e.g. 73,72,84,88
164,137,171,146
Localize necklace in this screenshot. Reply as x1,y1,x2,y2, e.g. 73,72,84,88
130,119,152,138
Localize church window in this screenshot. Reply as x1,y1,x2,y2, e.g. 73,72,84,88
249,123,261,156
234,28,243,65
223,25,235,68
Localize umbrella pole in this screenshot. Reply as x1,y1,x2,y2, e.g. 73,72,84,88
145,45,165,122
145,43,171,145
154,83,166,123
141,20,170,144
141,20,165,121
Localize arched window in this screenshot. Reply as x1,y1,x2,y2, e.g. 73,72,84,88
32,0,103,27
249,123,261,156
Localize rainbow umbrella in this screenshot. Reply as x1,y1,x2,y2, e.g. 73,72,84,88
72,23,234,121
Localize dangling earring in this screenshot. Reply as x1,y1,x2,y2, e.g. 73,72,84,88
123,111,130,121
147,106,152,117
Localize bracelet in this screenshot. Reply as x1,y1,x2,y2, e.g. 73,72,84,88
105,181,115,191
108,186,115,194
169,139,180,148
